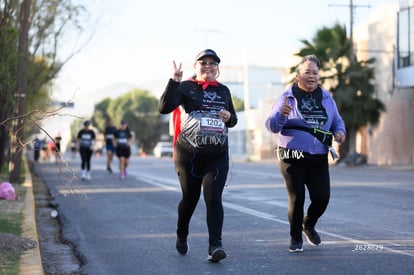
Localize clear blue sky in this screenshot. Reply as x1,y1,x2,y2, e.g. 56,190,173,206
53,0,397,114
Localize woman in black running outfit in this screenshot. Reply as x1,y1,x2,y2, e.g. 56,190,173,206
77,120,96,180
158,49,237,262
114,120,132,180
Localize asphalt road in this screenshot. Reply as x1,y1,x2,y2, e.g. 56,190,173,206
30,153,414,275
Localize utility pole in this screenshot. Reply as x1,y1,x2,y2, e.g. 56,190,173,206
9,0,31,183
195,28,220,48
329,0,371,158
350,0,355,60
329,0,370,61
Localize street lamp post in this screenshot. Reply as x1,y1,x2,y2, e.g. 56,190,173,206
196,29,252,159
243,59,252,159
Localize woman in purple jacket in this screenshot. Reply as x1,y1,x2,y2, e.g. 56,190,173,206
265,55,346,253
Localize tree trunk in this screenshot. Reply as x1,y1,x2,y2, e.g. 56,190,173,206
340,126,367,165
348,126,357,155
0,126,10,169
9,0,30,183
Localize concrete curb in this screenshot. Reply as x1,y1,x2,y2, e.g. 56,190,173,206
18,159,44,275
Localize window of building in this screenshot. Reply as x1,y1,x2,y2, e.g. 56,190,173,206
397,6,413,68
411,8,414,66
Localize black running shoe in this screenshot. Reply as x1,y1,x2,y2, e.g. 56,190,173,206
289,239,303,253
303,227,321,245
208,247,227,262
176,236,188,255
107,166,112,173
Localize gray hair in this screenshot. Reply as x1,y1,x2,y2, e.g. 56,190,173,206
296,55,321,73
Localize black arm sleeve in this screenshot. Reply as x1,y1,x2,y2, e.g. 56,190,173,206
158,79,182,114
226,97,238,128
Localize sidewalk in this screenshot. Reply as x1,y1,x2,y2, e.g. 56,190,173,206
18,159,44,275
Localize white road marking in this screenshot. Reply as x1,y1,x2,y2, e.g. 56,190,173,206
135,172,414,258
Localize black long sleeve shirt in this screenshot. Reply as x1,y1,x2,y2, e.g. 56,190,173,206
158,79,238,154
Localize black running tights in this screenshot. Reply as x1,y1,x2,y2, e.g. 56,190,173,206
79,147,93,171
278,154,330,240
174,142,229,248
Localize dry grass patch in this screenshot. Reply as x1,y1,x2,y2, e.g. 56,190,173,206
0,182,35,275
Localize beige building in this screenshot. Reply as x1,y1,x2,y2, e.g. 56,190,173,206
354,0,414,166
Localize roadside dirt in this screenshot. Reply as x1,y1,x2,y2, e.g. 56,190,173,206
0,232,36,252
31,168,81,275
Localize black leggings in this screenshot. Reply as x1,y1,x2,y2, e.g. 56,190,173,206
79,147,93,171
174,141,229,248
278,148,330,240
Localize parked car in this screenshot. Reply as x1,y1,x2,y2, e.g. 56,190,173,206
153,142,173,158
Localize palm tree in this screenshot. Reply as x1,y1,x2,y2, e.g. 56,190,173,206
292,23,386,163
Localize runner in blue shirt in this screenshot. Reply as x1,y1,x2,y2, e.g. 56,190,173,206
104,119,117,173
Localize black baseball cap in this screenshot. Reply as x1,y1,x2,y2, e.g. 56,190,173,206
84,120,91,126
195,49,220,63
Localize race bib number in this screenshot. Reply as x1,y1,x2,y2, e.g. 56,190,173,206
117,138,128,144
201,116,225,133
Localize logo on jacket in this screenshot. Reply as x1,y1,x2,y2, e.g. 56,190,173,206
301,97,318,111
204,91,220,101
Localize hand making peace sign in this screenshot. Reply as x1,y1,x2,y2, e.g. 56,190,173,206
173,61,183,82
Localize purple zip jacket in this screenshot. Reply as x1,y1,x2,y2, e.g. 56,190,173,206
265,85,346,154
